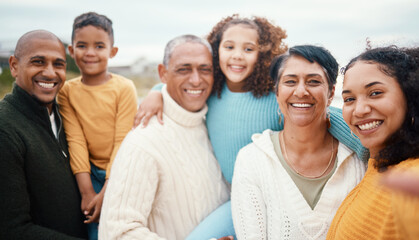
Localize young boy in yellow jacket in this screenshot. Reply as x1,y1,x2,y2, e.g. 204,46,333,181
57,12,137,240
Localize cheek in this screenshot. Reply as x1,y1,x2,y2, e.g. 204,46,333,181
342,107,353,127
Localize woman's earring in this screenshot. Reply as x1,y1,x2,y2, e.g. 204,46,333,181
277,107,283,125
326,109,331,128
412,116,415,126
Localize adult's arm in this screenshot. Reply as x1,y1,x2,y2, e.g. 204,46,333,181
382,168,419,239
0,131,84,240
99,139,165,240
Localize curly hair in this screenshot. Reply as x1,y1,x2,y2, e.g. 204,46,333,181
344,46,419,171
207,14,287,98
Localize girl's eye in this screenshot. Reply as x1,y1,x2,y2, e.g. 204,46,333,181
244,47,254,52
370,91,383,97
224,46,233,50
343,97,355,103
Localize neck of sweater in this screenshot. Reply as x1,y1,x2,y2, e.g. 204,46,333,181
162,85,207,127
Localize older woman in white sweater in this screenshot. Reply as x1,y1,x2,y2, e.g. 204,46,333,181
231,45,366,240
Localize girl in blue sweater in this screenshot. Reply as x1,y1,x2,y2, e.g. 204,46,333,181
135,15,367,239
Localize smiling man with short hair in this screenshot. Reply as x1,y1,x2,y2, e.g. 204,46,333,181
0,30,87,239
99,35,229,240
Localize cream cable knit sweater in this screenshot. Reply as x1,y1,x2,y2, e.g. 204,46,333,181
99,86,229,240
231,130,366,240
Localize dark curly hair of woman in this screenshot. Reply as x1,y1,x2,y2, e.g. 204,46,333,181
207,14,287,98
344,46,419,171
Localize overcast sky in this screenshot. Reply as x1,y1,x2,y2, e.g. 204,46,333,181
1,0,418,67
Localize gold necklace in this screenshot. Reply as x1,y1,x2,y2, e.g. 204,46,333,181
280,131,335,179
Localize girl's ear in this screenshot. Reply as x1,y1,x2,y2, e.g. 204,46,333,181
110,46,118,58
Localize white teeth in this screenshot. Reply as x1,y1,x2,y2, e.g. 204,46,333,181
292,103,312,108
186,89,203,95
230,65,244,69
358,121,382,130
38,82,55,89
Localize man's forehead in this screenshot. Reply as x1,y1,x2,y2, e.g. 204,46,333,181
169,43,212,67
21,38,65,60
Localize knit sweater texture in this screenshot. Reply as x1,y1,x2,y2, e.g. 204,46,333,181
0,84,87,239
232,130,366,240
57,74,138,178
327,158,419,240
99,86,229,240
207,84,368,184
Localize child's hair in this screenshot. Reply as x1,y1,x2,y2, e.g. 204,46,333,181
71,12,114,45
207,14,287,98
270,45,339,93
344,46,419,171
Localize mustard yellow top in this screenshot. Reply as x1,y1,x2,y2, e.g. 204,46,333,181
327,157,419,240
57,74,137,178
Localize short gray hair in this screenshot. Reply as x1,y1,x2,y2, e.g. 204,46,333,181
163,34,213,67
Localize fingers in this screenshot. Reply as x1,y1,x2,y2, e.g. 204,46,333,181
85,206,100,223
157,110,164,125
133,110,145,129
141,112,152,127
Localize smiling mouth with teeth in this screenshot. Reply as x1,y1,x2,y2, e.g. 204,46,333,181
185,89,204,95
37,82,56,89
357,120,383,131
291,103,312,108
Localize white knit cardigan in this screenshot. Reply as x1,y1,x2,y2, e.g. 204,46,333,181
99,86,229,240
231,130,366,240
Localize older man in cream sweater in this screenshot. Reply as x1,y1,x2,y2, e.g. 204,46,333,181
99,35,229,240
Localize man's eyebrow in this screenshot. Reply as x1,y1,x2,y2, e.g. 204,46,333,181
29,55,45,60
55,58,66,64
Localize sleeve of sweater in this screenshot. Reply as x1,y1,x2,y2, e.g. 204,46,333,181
57,83,90,175
0,130,84,240
106,80,138,178
231,147,267,240
99,138,166,240
390,164,419,240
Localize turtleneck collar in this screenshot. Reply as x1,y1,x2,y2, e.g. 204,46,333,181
162,85,207,127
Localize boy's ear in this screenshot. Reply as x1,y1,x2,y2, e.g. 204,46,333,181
68,45,75,59
110,46,118,58
9,55,19,78
158,64,168,83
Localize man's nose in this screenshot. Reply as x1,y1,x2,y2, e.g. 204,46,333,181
189,69,201,85
42,64,56,79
